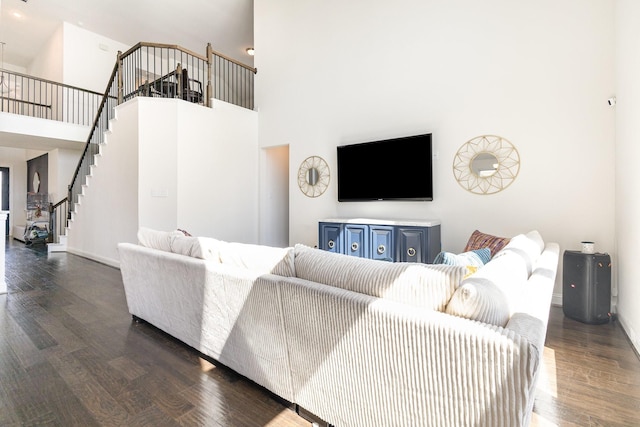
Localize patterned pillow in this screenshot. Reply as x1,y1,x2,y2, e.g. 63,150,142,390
433,248,491,267
464,230,510,258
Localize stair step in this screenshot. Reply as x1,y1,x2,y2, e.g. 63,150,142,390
47,242,67,253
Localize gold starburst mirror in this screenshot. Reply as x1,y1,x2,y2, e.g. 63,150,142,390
297,156,330,198
453,135,520,195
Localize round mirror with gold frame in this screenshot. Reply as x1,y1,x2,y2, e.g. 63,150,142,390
453,135,520,195
297,156,330,198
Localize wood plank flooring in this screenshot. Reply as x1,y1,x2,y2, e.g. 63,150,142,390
1,239,639,426
1,240,309,427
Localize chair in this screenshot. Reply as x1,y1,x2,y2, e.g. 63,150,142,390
181,68,204,104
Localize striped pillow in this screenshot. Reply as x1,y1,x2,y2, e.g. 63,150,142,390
464,230,510,258
433,248,491,267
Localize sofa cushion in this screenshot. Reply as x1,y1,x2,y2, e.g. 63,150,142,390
219,242,296,277
494,230,544,275
445,278,511,327
170,235,223,262
464,230,510,258
137,227,184,252
294,244,469,311
445,248,529,326
433,248,491,267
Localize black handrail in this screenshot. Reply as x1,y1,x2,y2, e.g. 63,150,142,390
48,197,69,244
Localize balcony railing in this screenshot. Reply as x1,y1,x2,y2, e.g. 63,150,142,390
0,69,103,126
119,42,256,109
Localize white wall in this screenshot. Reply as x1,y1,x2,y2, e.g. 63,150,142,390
67,97,259,266
0,112,89,144
48,148,82,203
27,22,130,92
174,99,260,243
66,100,139,266
28,25,64,82
137,100,179,231
260,145,289,247
255,0,616,301
615,0,640,354
61,22,131,93
0,147,28,234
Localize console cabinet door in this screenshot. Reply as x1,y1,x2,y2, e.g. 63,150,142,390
319,223,342,253
370,226,394,262
344,224,369,258
319,221,440,263
397,227,427,263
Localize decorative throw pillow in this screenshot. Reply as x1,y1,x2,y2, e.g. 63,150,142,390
445,278,511,327
170,235,222,262
137,227,183,252
493,231,544,275
433,247,491,267
463,230,511,258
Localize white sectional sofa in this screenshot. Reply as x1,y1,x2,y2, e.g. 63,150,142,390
118,228,559,427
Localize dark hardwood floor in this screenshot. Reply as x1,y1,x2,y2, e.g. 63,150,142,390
1,240,309,427
1,239,639,426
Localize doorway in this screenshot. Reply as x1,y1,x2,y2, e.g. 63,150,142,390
259,145,289,247
0,167,9,236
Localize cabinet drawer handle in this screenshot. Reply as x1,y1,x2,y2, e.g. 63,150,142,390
407,247,416,257
328,240,335,249
351,242,359,252
377,244,386,254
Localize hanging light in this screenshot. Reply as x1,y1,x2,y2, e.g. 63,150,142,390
0,42,10,94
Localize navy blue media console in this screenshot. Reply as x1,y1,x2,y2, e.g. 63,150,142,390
318,218,441,264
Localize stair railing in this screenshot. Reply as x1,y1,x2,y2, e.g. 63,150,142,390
61,42,257,242
48,198,69,244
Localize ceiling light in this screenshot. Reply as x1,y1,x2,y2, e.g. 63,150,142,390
1,42,11,94
12,12,23,18
246,48,255,56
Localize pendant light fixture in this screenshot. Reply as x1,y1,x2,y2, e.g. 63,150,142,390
0,42,10,95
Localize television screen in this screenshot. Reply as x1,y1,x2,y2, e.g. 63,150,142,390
337,133,433,201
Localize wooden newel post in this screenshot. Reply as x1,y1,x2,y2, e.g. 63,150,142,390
176,63,183,100
117,51,123,104
206,43,213,108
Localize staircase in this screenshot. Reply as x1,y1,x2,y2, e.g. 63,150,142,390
44,42,256,253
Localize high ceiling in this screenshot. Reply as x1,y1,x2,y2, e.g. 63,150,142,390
0,0,254,69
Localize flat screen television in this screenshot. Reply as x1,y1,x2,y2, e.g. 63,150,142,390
337,133,433,201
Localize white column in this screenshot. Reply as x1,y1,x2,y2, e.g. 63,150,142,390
0,211,7,295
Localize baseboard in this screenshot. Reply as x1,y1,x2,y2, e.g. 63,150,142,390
65,247,120,269
617,312,640,360
551,292,562,307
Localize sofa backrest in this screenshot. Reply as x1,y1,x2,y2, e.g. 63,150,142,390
216,241,296,277
445,230,546,327
294,244,469,311
137,228,296,277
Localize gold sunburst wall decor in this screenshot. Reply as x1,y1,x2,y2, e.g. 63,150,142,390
297,156,330,198
453,135,520,195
